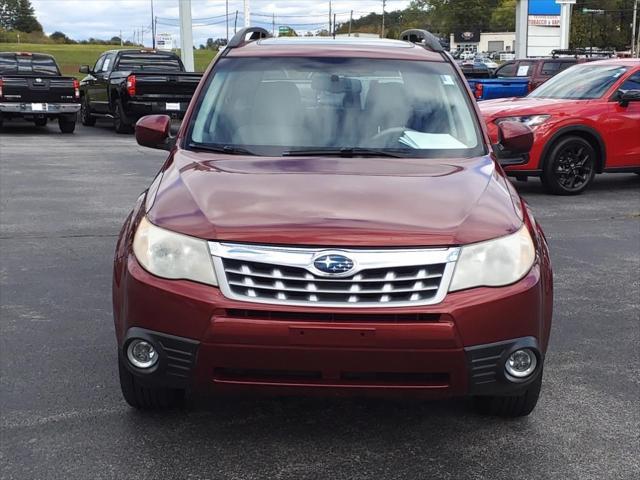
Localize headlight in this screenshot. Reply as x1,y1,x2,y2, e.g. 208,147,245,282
449,225,535,292
496,115,550,128
133,216,217,286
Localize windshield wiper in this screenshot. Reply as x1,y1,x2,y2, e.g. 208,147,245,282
187,143,257,156
283,147,407,158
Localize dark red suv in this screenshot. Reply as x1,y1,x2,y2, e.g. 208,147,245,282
113,29,553,417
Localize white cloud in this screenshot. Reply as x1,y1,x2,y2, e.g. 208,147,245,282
32,0,411,45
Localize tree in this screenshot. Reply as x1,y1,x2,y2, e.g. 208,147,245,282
50,30,68,42
490,0,516,32
12,0,42,32
0,0,19,30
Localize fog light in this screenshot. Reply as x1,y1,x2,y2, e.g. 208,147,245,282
126,339,158,369
505,349,537,378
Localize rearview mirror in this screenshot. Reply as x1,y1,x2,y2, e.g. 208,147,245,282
79,65,91,74
135,115,174,151
618,89,640,107
493,120,534,166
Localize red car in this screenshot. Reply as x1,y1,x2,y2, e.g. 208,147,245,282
113,28,553,417
480,59,640,194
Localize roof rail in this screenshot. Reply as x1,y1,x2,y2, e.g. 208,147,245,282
227,27,271,48
399,29,444,52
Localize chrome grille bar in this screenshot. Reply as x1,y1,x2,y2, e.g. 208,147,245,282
209,242,459,307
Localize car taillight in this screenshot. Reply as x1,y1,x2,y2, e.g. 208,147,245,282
474,83,483,99
126,75,136,97
73,79,80,99
0,79,3,99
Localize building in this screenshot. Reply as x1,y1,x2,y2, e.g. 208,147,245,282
449,31,516,54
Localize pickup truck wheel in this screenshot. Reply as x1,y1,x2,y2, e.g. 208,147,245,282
80,97,96,126
58,117,76,134
473,369,543,418
118,355,184,410
113,101,134,134
34,117,48,127
541,136,596,195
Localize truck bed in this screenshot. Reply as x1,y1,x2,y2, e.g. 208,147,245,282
467,78,530,101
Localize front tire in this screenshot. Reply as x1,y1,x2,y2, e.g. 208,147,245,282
118,355,184,410
80,96,96,126
541,136,596,195
473,369,543,418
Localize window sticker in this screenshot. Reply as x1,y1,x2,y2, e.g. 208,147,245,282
517,65,530,76
440,75,455,86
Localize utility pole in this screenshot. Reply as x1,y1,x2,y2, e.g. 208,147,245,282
151,0,155,48
381,0,386,39
178,0,194,72
141,25,145,46
243,0,250,28
348,10,353,36
272,13,275,35
329,0,332,35
632,0,638,57
226,0,229,43
333,13,336,37
234,10,238,34
120,29,123,46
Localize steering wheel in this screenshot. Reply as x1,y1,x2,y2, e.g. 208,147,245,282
369,127,407,147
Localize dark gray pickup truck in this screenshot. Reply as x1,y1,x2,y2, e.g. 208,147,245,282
79,49,202,133
0,52,80,133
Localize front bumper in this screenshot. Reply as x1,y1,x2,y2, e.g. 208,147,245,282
0,102,80,114
114,256,550,398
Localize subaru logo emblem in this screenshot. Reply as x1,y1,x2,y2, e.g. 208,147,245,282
313,254,355,275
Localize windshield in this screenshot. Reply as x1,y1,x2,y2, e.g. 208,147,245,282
188,57,483,158
530,64,629,99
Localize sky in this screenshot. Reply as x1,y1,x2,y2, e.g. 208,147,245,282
31,0,412,46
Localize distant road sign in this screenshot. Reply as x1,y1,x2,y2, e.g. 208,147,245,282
156,33,173,51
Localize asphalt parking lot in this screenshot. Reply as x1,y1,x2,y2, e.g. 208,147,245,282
1,120,639,480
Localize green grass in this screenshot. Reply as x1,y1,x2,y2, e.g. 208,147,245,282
0,43,218,78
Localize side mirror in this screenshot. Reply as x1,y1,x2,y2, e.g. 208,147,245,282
619,89,640,107
79,65,91,74
493,120,534,166
135,115,175,151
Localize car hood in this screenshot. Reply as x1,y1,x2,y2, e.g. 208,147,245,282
479,97,578,119
147,150,523,247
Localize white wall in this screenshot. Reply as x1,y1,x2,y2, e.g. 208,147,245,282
527,25,561,57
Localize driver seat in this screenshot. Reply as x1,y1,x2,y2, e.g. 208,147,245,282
363,82,411,136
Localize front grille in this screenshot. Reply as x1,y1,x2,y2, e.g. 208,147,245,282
210,242,458,307
222,258,445,305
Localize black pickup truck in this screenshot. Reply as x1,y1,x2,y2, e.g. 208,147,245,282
79,49,202,133
0,52,80,132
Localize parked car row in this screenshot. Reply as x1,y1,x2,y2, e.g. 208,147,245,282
465,57,594,100
2,44,639,197
0,49,202,134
